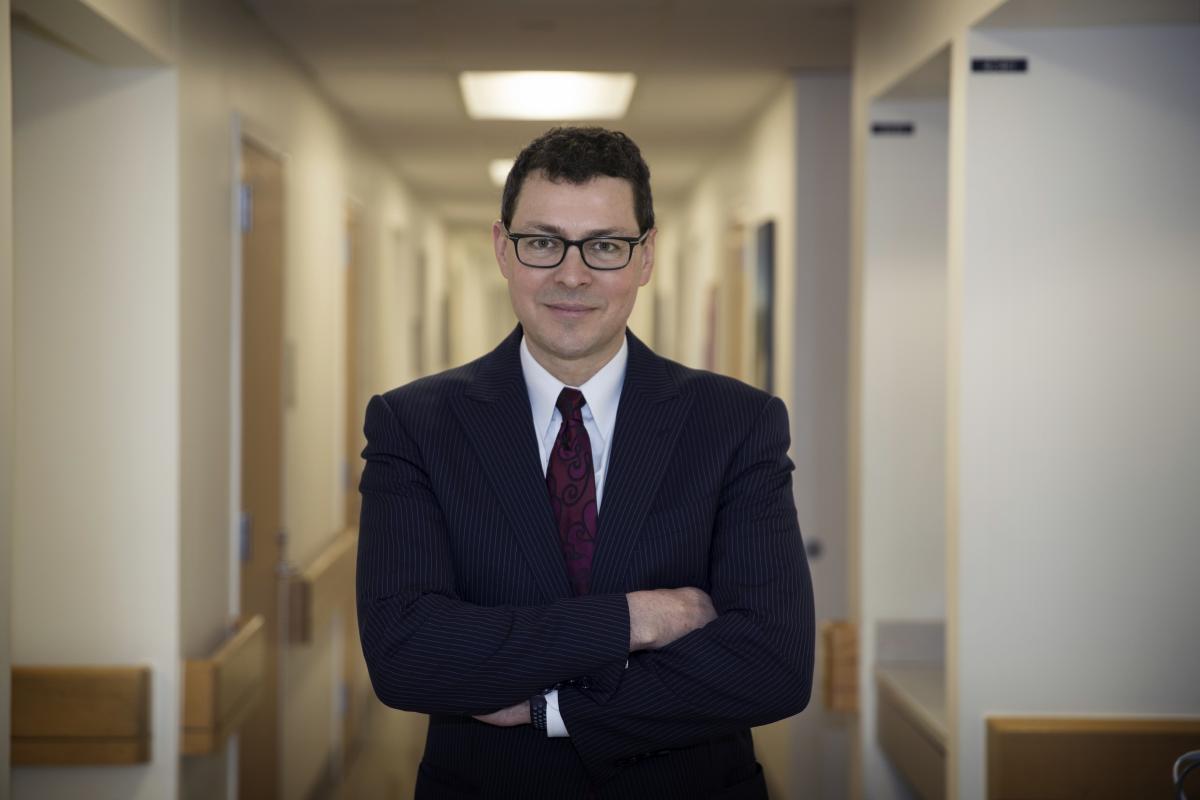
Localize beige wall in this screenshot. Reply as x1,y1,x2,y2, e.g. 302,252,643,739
856,0,1007,99
11,24,180,800
0,1,13,795
445,222,512,367
647,207,681,359
673,80,798,416
422,217,449,375
83,0,174,56
670,87,800,798
177,0,429,645
12,0,173,64
666,75,856,798
176,1,435,797
362,220,412,395
356,183,425,398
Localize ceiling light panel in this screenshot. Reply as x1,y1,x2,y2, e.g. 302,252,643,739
489,159,515,187
459,71,637,121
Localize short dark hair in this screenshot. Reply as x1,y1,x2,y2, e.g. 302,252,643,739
500,127,655,234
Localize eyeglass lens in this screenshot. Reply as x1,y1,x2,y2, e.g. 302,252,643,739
516,237,632,269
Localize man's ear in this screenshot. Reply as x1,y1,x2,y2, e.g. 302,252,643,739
493,221,513,280
636,228,657,287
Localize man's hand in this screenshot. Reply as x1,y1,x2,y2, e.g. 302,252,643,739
626,587,717,651
473,700,531,727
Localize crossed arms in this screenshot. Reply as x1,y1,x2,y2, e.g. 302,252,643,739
356,391,814,780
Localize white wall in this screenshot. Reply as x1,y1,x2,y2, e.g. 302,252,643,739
793,73,853,638
859,97,949,800
848,28,1005,800
790,73,853,800
11,25,180,800
0,2,14,796
951,24,1200,796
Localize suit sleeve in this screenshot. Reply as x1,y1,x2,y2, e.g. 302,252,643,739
558,396,815,781
356,392,631,716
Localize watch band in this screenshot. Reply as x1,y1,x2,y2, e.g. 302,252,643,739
530,693,548,733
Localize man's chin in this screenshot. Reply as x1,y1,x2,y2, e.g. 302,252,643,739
527,328,607,363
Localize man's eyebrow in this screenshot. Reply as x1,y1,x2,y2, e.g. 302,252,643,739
517,221,636,238
518,222,567,236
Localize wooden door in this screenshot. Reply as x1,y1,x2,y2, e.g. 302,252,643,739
238,138,285,800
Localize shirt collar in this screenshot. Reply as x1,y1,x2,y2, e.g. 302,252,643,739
519,334,628,448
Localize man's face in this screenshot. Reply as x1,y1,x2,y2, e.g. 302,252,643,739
493,171,655,375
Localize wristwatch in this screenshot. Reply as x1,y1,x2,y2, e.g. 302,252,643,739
530,692,548,733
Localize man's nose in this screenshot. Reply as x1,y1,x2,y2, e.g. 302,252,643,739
555,244,592,287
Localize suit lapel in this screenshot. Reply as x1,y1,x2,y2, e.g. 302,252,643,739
589,331,691,595
450,326,572,601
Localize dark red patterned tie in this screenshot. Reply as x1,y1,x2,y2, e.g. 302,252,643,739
546,388,598,595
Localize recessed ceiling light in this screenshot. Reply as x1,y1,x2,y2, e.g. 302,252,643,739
489,159,515,188
459,71,637,121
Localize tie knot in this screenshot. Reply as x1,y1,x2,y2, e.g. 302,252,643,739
555,387,586,419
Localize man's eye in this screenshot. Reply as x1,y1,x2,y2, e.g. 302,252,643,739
528,238,557,250
587,239,620,254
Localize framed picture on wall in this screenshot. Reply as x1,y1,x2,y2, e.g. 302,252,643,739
718,223,747,383
754,219,775,393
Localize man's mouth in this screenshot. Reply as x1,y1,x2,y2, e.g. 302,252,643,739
544,302,596,314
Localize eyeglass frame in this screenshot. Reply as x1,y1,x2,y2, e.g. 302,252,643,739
502,227,651,271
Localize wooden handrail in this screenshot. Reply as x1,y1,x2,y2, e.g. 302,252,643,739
11,665,152,765
181,614,266,756
988,716,1200,799
876,665,946,800
820,620,858,713
288,529,357,644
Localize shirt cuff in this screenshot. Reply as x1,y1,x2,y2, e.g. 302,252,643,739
544,689,569,737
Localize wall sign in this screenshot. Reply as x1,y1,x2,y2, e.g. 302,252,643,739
972,57,1029,73
871,122,915,136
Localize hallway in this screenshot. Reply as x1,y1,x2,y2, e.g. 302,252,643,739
1,1,1198,799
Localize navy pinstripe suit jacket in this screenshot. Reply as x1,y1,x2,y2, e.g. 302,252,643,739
357,326,814,799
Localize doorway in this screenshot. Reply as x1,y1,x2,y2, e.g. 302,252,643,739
238,137,286,799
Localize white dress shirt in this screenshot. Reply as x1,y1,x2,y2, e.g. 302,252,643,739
519,335,628,737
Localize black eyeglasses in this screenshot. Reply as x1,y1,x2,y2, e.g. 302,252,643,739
504,228,649,270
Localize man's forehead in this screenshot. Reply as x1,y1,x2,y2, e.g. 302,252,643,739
511,172,638,226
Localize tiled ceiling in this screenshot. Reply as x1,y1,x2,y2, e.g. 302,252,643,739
245,0,854,220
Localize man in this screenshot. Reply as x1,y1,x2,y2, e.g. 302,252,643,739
357,127,814,799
